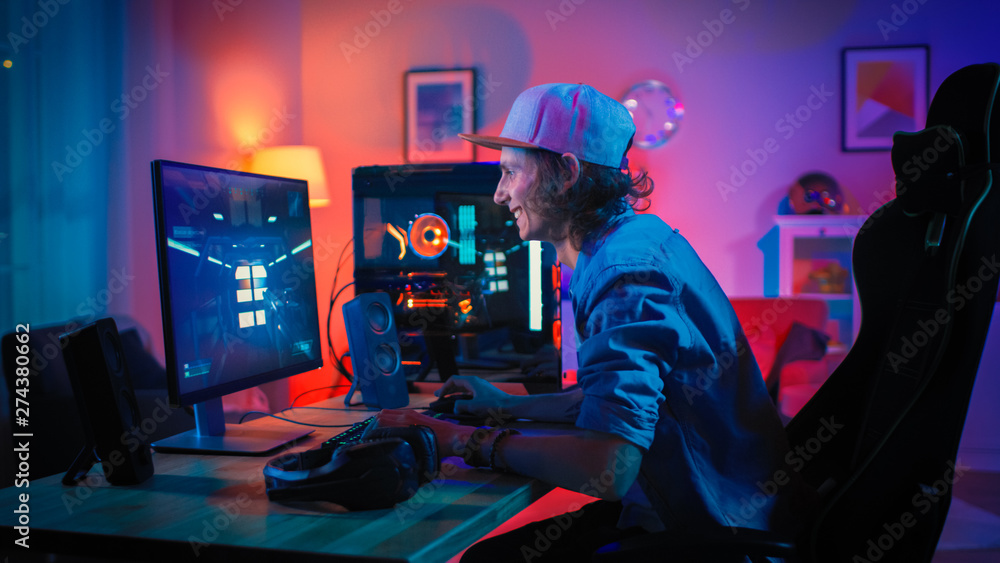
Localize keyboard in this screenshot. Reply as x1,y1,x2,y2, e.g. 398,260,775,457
318,416,377,450
311,411,495,454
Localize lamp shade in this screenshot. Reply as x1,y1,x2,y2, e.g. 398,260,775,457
249,145,330,207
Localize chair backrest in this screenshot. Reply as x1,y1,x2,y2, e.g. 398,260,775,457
784,63,1000,563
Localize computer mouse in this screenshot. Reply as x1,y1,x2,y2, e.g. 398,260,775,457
427,393,474,414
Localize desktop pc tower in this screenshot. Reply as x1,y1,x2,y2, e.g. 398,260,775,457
351,162,562,392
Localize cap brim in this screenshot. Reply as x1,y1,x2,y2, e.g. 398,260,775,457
458,133,540,152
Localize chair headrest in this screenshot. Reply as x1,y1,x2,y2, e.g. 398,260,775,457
891,63,1000,217
891,126,967,216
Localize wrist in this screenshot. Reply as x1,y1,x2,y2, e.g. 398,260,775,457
462,427,522,472
488,428,521,473
495,393,525,422
461,426,495,466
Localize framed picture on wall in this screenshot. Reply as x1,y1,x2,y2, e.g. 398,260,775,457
841,45,929,151
405,69,475,163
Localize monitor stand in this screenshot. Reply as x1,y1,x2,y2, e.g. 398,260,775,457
151,397,312,455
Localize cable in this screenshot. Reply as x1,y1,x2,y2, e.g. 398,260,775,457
236,405,430,427
283,405,425,413
289,384,352,408
330,282,357,312
329,281,356,380
284,406,370,413
236,410,359,428
235,396,431,426
326,238,354,381
326,239,353,357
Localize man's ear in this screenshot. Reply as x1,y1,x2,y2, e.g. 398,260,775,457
560,152,581,193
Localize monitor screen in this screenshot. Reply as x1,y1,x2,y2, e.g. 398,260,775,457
352,163,560,389
150,159,322,453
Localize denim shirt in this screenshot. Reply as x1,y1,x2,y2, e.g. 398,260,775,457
570,210,796,533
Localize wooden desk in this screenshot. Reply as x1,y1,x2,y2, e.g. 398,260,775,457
1,392,551,562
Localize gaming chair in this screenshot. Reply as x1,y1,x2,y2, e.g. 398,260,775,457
595,62,1000,562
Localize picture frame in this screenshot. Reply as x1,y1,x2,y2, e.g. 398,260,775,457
405,69,475,163
841,45,929,152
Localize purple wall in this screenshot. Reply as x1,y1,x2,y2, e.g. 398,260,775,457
113,0,1000,465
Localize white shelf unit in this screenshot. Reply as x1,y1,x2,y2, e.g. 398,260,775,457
774,215,864,350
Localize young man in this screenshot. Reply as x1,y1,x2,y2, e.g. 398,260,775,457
374,83,804,560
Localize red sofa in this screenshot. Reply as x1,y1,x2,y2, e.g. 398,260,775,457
730,297,832,419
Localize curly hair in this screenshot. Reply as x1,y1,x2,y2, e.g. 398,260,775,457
523,149,654,249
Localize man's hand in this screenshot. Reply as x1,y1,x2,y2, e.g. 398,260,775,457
440,375,585,424
372,408,478,459
371,411,643,501
438,375,513,415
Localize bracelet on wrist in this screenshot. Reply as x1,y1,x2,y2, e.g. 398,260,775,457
488,428,521,473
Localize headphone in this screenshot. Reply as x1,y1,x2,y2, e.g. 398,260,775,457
263,425,438,511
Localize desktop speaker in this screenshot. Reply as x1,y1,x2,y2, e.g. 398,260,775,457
343,292,409,409
60,318,154,485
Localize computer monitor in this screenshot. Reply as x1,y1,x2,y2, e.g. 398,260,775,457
150,159,323,454
352,163,561,391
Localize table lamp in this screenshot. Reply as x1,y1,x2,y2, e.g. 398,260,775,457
249,145,330,207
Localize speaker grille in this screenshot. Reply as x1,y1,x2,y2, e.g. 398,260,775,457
343,292,409,409
374,343,398,374
366,302,391,333
103,328,124,374
120,389,140,429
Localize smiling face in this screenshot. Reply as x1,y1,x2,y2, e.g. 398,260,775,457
495,147,565,245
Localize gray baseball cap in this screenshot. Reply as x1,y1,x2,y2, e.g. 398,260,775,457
459,83,635,169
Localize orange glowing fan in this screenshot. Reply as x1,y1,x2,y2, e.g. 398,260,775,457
408,213,450,259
